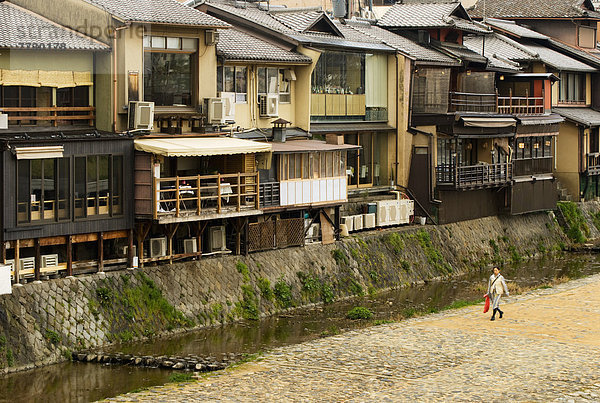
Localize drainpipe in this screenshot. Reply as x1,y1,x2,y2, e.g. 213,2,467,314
112,24,130,133
395,55,399,187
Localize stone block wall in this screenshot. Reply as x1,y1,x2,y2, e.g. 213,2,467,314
0,211,569,373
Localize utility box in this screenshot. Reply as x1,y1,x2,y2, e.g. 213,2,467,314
0,113,8,130
0,265,12,295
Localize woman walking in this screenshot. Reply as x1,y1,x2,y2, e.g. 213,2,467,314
486,266,509,321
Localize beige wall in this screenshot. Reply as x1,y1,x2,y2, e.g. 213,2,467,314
296,46,321,131
555,122,581,199
396,56,413,188
0,50,94,71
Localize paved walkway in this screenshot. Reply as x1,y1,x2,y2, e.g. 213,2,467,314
108,274,600,402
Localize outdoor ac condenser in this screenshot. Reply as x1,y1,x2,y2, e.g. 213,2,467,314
258,94,279,117
183,238,198,254
342,216,354,232
128,101,154,130
41,254,59,268
208,98,226,124
149,237,167,258
208,226,227,252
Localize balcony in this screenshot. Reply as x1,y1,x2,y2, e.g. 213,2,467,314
449,92,545,115
259,182,281,208
587,153,600,175
436,162,512,189
151,173,260,222
0,106,95,127
513,157,553,177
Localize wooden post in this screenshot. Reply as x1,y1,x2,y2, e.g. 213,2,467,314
66,236,73,277
98,232,104,273
509,88,512,114
14,240,21,284
175,177,180,218
34,238,41,281
237,173,241,212
235,218,242,255
127,229,134,268
196,222,206,258
255,172,260,210
1,240,6,265
153,177,158,220
495,89,499,113
136,222,151,268
217,173,222,213
197,175,202,216
244,217,249,257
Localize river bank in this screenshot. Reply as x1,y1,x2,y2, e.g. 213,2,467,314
0,205,584,373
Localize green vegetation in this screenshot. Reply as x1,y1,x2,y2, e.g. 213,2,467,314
332,249,349,266
489,239,499,255
273,279,293,308
320,325,340,337
237,284,259,320
414,230,453,274
442,299,482,311
257,277,274,301
591,210,600,232
348,279,364,296
557,201,590,243
168,372,194,383
372,319,394,326
96,272,195,343
346,306,374,320
384,233,405,254
45,330,61,345
6,348,14,367
236,261,250,283
320,282,335,304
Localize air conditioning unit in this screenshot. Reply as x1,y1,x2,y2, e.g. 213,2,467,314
20,257,35,277
363,213,376,229
128,101,154,130
0,113,8,130
149,237,167,258
208,97,226,124
218,92,236,122
183,238,197,254
258,94,279,117
377,200,401,227
342,216,354,232
5,259,14,270
305,223,320,241
41,254,59,268
353,215,364,231
398,199,415,224
208,226,227,253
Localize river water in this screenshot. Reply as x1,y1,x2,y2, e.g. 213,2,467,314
1,253,599,402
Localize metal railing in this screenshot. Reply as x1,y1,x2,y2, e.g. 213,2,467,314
153,172,259,219
436,162,512,189
0,106,95,126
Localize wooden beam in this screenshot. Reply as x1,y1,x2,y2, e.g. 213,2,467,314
127,229,134,268
14,239,20,284
40,236,68,247
103,230,129,240
34,238,41,281
98,232,104,273
72,233,98,244
135,222,152,268
244,217,249,257
1,241,6,264
66,236,73,276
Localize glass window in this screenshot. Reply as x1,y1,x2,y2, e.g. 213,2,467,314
144,52,193,106
31,159,42,221
279,69,291,103
235,67,247,103
112,156,123,215
151,36,166,49
166,37,181,50
17,160,30,223
258,67,279,94
591,129,599,154
559,73,585,103
16,158,67,223
302,154,309,179
58,158,70,220
75,157,86,218
224,66,235,93
181,38,197,51
295,154,302,179
43,160,55,220
220,66,247,103
87,156,97,216
98,155,110,215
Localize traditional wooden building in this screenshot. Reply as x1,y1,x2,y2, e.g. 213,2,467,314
0,2,134,283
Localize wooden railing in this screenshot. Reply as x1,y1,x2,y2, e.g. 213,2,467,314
449,91,545,115
260,182,280,208
153,172,260,219
0,106,95,126
588,153,600,175
436,162,512,189
513,157,553,177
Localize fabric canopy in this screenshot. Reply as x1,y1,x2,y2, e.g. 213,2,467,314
0,69,92,88
461,117,516,128
14,146,64,160
134,137,272,157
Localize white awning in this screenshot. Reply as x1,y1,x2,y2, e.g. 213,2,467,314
462,117,516,128
134,137,272,157
14,146,64,160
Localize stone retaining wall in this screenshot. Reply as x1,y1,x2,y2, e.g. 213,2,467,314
0,210,573,373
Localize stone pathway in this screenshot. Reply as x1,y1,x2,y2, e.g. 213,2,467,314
106,274,600,402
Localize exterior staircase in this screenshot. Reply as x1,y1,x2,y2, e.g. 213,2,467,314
556,180,574,202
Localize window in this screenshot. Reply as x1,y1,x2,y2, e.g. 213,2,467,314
559,73,585,104
143,35,197,106
72,155,123,219
258,67,279,94
345,133,384,186
17,158,70,224
279,152,345,180
311,51,387,121
579,25,596,48
590,129,599,154
279,69,291,103
217,66,247,103
515,137,554,159
413,68,450,114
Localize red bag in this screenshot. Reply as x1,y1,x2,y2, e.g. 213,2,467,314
483,294,490,313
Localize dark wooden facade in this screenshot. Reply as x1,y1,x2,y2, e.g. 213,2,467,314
1,134,134,242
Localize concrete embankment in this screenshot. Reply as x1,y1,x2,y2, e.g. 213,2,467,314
0,209,576,373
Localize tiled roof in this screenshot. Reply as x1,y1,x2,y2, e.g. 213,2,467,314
527,43,597,72
470,0,600,19
217,28,312,63
464,34,537,62
0,2,109,51
271,11,327,33
378,2,490,33
349,24,461,66
437,42,488,64
553,107,600,126
84,0,229,26
547,38,600,69
485,18,549,39
205,2,394,52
